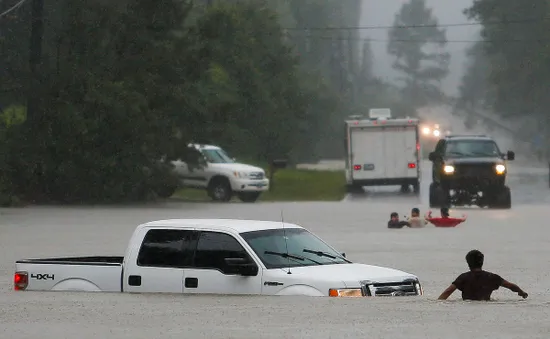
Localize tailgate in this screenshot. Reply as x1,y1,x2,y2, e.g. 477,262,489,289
350,127,386,180
383,126,418,179
15,262,123,292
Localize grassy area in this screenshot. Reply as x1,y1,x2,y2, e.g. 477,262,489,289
172,169,347,202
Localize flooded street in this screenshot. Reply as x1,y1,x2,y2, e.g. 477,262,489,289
1,162,549,338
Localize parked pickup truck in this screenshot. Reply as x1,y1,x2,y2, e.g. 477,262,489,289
169,143,269,203
14,219,423,297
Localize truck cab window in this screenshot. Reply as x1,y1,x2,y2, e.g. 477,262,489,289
137,230,196,268
193,232,251,273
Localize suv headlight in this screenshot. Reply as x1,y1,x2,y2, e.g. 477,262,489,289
328,288,363,297
233,171,249,178
443,165,455,174
495,164,506,174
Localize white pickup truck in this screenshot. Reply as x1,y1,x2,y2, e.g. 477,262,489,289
14,219,423,297
169,144,269,203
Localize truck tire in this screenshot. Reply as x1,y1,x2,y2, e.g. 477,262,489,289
155,184,177,199
238,192,261,203
489,186,511,209
429,183,448,208
346,184,364,193
208,177,232,202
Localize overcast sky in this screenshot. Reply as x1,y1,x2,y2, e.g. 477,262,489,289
360,0,481,96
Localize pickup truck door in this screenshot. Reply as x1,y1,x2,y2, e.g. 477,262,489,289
123,228,197,293
183,230,263,295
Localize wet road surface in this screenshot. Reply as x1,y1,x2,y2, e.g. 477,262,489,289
0,162,549,338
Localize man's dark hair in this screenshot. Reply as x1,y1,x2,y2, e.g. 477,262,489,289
411,208,420,214
390,212,398,218
466,249,484,269
440,207,449,217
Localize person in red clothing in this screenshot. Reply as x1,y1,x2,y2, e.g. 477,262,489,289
438,249,528,301
425,207,466,227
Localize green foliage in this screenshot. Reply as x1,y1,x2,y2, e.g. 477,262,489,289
464,0,550,134
454,41,494,128
387,0,450,110
1,0,353,204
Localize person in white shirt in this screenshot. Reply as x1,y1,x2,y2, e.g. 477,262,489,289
406,208,428,228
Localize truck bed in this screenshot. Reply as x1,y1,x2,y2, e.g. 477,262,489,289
15,256,124,292
16,256,124,266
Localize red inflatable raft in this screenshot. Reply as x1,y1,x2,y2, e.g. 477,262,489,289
425,217,465,227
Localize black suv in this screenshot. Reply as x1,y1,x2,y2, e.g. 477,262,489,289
428,135,514,209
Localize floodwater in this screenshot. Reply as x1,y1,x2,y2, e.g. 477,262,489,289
0,161,549,338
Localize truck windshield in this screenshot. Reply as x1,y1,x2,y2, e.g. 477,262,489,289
240,228,350,269
202,148,235,163
445,140,501,157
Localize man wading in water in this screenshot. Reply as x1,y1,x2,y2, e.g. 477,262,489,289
438,249,528,301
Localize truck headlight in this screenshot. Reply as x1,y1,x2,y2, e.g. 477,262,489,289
433,130,440,137
422,127,431,135
328,288,363,297
415,283,423,295
495,164,506,174
443,165,454,174
233,171,248,178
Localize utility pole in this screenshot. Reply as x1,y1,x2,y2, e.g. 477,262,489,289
27,0,44,126
347,29,355,106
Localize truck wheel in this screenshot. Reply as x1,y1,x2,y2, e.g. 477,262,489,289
346,184,364,193
155,184,177,199
238,192,261,203
429,183,448,208
208,177,232,202
400,185,410,193
489,186,511,209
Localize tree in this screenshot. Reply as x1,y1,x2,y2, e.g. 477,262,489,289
387,0,450,110
465,0,550,139
454,41,493,128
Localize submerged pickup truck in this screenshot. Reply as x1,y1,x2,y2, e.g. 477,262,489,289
14,219,423,297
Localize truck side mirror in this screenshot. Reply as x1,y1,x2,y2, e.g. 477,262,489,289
506,151,515,161
428,152,437,161
224,258,258,276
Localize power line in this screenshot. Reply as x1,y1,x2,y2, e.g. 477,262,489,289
0,0,27,19
282,17,550,31
285,33,550,44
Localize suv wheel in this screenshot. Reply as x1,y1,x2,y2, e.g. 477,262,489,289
429,183,449,208
489,186,511,209
238,192,261,203
155,184,177,199
208,178,232,202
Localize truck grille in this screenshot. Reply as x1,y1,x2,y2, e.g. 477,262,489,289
249,172,264,180
361,279,420,296
454,163,495,177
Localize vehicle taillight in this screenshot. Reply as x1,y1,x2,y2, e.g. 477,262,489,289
416,143,420,151
408,163,416,169
14,271,28,291
353,165,361,170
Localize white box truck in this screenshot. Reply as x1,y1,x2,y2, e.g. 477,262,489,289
344,112,421,193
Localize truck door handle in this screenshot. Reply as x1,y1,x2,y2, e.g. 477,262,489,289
128,275,141,286
185,277,198,288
